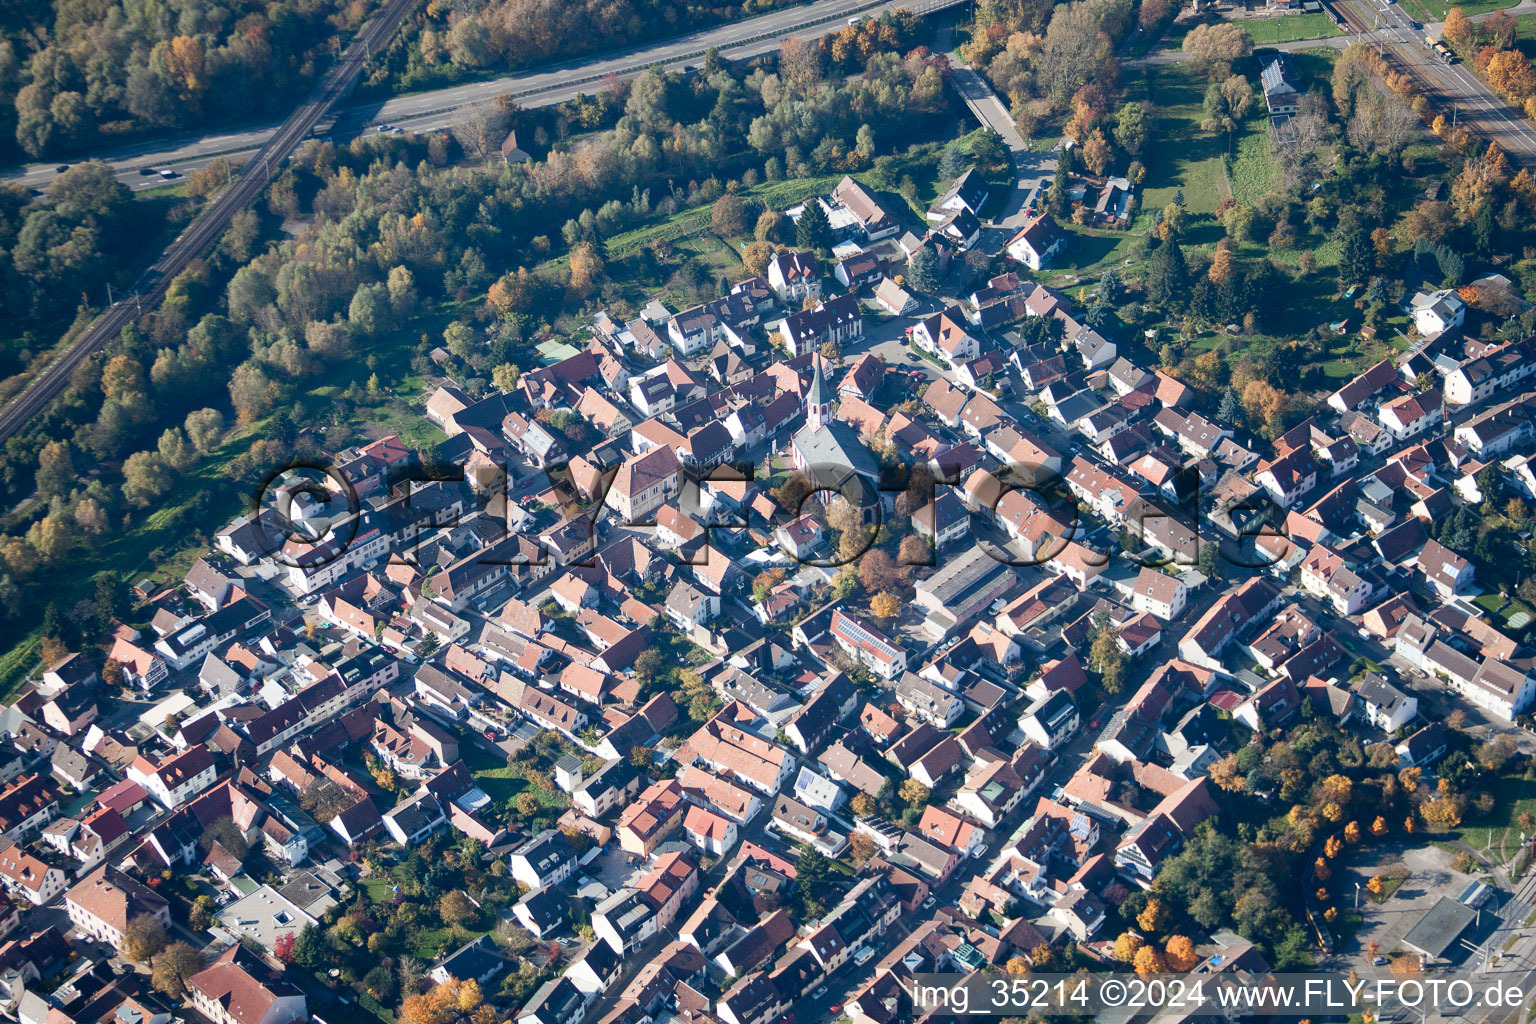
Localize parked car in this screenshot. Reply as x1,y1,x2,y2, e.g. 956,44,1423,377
1372,956,1389,966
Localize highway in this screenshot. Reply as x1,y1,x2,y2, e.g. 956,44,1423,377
0,0,421,444
4,0,966,195
1336,0,1536,166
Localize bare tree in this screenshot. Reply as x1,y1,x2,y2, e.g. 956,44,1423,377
453,100,512,166
1347,90,1420,157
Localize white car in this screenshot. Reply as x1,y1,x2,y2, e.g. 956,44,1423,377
922,896,937,910
972,843,988,858
813,987,828,999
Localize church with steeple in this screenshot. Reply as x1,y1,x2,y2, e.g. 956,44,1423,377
789,356,882,517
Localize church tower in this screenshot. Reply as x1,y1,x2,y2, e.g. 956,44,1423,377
806,356,833,432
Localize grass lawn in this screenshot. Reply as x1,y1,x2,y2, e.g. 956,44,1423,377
1369,868,1410,903
1473,591,1536,630
1443,774,1536,860
1227,122,1276,207
362,876,397,904
473,762,567,810
1403,0,1517,22
1133,63,1232,218
1243,13,1343,45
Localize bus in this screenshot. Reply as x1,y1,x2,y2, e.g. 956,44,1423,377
1425,35,1458,63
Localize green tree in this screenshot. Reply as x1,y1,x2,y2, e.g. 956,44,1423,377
1338,224,1372,287
121,451,173,507
1144,240,1189,308
1114,101,1149,157
796,199,833,252
347,282,388,337
293,923,328,971
907,245,940,292
35,441,74,498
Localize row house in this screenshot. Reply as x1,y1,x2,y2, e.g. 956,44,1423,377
778,295,863,357
828,610,907,679
1443,338,1536,406
155,597,271,672
1453,391,1536,456
127,745,218,808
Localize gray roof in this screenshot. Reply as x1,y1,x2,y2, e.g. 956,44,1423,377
1401,896,1477,958
792,420,881,484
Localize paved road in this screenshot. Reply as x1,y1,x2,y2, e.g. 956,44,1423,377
1334,0,1536,165
0,0,421,445
3,0,965,195
944,38,1058,236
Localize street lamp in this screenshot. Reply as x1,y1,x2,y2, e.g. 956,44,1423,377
1355,881,1362,909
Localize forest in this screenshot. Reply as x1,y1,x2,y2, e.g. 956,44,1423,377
0,0,370,159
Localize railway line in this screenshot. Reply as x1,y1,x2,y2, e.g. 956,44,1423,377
0,0,420,444
1324,0,1536,164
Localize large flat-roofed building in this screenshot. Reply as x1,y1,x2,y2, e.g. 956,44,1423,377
1400,896,1478,962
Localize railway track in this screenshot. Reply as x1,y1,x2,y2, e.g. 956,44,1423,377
0,0,421,444
1325,0,1536,165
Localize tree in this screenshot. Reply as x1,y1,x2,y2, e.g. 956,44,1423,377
1165,935,1198,972
870,591,901,619
1182,23,1252,81
1114,101,1149,157
122,915,169,963
755,209,787,242
189,894,217,931
452,100,512,164
158,427,194,470
388,265,417,315
1475,733,1517,771
1442,8,1474,52
796,199,833,252
1081,129,1112,175
184,408,224,452
1201,75,1254,151
568,241,605,296
1113,931,1144,962
899,534,932,567
121,451,173,507
1137,897,1170,934
1089,622,1127,693
35,441,75,499
858,549,903,593
711,194,748,237
1366,874,1383,896
1209,754,1245,792
151,943,205,999
1419,796,1463,831
907,245,940,292
292,924,328,971
1133,946,1167,974
440,890,477,928
1144,240,1189,307
1339,225,1372,286
348,282,388,337
899,778,930,807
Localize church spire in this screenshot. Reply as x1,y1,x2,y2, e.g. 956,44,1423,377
807,355,832,430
